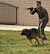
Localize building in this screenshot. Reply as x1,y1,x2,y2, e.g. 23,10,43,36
0,0,50,26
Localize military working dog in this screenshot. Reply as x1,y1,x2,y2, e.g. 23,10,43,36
21,28,44,46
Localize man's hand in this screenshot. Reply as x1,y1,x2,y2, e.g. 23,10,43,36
39,19,42,23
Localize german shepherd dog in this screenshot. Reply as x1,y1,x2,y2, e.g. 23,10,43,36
21,28,44,46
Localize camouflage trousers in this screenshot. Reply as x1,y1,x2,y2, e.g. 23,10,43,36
38,21,48,40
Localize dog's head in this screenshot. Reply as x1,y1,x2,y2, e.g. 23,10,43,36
21,29,28,35
21,29,30,36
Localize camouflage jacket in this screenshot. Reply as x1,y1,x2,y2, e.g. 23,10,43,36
30,7,49,22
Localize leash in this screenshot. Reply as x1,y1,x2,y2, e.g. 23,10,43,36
39,22,42,36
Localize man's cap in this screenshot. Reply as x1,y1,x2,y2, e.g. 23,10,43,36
36,1,41,4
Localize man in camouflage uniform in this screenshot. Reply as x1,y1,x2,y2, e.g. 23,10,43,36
30,1,49,40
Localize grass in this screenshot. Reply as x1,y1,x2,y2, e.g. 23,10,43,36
0,30,50,54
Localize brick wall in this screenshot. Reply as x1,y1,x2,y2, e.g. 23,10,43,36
0,0,50,26
0,2,16,24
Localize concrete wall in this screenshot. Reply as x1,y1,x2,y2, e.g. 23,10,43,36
0,0,50,26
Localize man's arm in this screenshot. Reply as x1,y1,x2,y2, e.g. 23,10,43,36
30,8,37,15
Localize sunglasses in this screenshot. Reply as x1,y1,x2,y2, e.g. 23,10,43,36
37,3,39,5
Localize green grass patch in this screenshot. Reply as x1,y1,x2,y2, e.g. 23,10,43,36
0,30,50,54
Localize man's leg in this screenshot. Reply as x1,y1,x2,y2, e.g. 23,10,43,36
41,21,47,40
